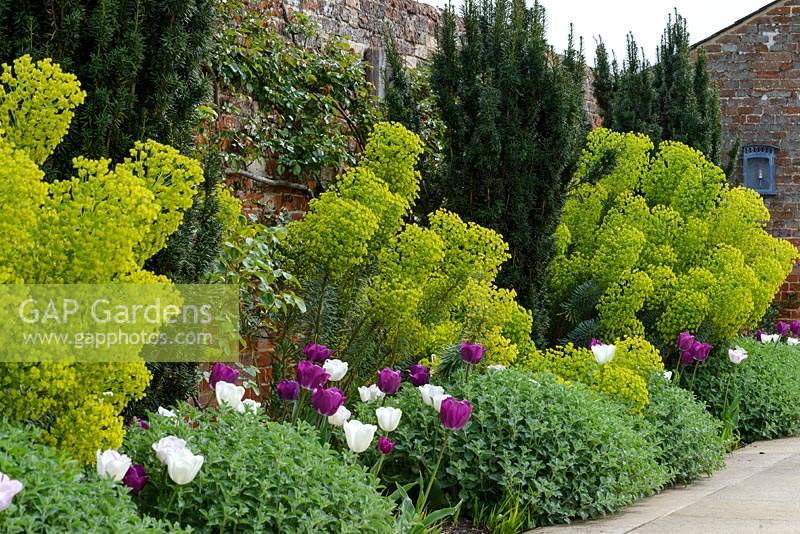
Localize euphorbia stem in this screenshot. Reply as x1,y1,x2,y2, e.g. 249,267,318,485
421,431,451,512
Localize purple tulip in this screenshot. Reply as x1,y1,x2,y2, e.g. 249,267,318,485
755,329,763,341
408,364,430,386
692,341,713,362
677,332,695,352
440,397,473,430
377,436,395,455
122,464,148,496
277,379,300,401
378,368,402,395
777,321,791,337
209,362,239,388
589,338,603,347
311,387,346,416
303,343,333,364
296,360,330,390
680,347,695,365
460,341,484,365
128,417,149,430
792,320,800,337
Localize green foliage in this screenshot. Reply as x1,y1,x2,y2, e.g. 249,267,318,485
430,0,587,326
642,378,726,484
279,122,531,395
213,1,376,185
549,128,797,348
358,371,668,528
593,11,723,163
0,0,216,176
0,420,184,533
693,338,800,442
123,404,394,533
0,56,204,463
518,336,664,412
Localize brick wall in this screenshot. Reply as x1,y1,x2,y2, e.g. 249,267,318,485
695,0,800,316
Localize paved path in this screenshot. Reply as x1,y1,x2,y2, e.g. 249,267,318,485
532,436,800,533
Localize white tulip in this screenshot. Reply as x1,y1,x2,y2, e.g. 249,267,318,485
215,381,246,412
242,399,262,414
418,384,445,407
328,405,352,427
152,436,187,465
96,450,132,482
788,337,800,346
728,346,748,364
0,473,23,512
375,406,402,432
663,370,673,381
432,393,451,413
343,419,377,454
761,334,781,343
165,448,204,485
157,406,177,418
591,344,616,365
323,359,349,381
358,384,385,403
487,364,506,371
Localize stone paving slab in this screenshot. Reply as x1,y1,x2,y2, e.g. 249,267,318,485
531,437,800,533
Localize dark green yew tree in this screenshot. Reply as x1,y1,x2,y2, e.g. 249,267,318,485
430,0,587,330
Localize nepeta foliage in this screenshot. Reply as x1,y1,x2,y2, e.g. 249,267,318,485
278,122,532,397
124,405,394,533
0,56,204,463
593,11,723,163
0,420,185,533
548,129,797,350
430,0,587,324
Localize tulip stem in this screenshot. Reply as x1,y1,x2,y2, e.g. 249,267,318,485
421,431,451,512
464,365,470,386
164,486,179,518
372,454,386,478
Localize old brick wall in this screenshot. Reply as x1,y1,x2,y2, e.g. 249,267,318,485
695,0,800,317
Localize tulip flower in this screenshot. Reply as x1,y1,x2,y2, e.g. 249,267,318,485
776,321,791,337
323,359,349,381
96,450,132,482
418,384,445,407
377,436,395,455
152,436,187,465
358,384,385,403
375,406,402,432
122,464,148,495
378,368,402,395
692,341,712,363
432,393,452,413
208,362,239,388
754,329,763,341
439,397,473,430
788,337,800,346
760,333,780,343
589,338,603,347
591,343,616,365
129,416,149,430
677,332,695,352
487,364,506,371
242,399,262,414
303,343,333,363
343,420,377,454
0,473,23,511
277,379,300,401
408,364,430,386
460,341,484,364
157,406,177,418
296,360,330,390
792,320,800,337
215,381,246,412
311,387,346,416
328,405,352,427
663,370,673,381
728,346,748,365
165,448,204,485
